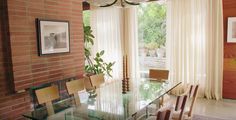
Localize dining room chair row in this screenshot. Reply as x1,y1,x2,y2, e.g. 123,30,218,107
146,84,199,120
146,94,188,120
34,74,105,115
147,69,199,120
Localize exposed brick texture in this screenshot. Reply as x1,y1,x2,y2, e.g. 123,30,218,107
7,0,84,91
0,1,30,119
0,0,84,119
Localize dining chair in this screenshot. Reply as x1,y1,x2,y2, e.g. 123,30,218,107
89,73,105,88
147,94,188,120
149,69,170,107
186,85,199,119
66,79,85,106
35,85,60,115
173,84,199,120
146,105,173,120
83,76,93,90
172,94,188,120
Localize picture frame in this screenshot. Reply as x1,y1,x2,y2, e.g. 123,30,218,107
227,17,236,43
36,19,70,56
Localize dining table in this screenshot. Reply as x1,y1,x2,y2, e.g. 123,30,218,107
23,78,181,120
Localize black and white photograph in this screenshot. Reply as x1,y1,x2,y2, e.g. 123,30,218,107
36,19,70,55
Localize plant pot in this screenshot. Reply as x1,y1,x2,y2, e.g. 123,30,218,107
83,73,97,98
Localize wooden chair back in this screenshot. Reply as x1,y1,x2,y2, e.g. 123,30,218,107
187,85,199,117
156,109,172,120
66,79,85,106
89,74,105,88
84,76,93,90
66,79,84,94
35,85,59,115
175,95,188,120
149,69,169,80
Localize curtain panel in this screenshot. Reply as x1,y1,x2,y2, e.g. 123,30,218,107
123,7,140,79
90,6,139,80
91,7,123,80
166,0,223,100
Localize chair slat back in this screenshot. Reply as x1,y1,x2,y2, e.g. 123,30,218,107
89,74,105,88
35,85,59,115
188,85,199,98
35,85,59,104
84,76,93,90
66,79,84,95
188,85,199,117
175,95,188,120
149,69,169,80
66,79,85,106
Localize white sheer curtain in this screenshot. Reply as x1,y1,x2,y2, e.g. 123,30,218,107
166,0,223,100
90,6,139,80
123,7,140,78
91,7,123,80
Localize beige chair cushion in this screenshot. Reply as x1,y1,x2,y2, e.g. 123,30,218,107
172,110,181,119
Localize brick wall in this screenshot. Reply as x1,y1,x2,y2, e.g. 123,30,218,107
0,0,84,119
0,0,31,119
8,0,84,91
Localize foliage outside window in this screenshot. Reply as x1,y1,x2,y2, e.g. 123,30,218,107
138,2,167,75
138,3,166,49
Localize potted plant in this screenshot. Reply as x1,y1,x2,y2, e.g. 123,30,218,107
83,25,115,97
83,25,115,78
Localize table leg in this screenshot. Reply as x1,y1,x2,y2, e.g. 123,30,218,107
146,107,149,118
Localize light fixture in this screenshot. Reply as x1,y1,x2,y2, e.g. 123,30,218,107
86,0,154,7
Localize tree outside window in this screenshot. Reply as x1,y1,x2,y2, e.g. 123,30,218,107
138,2,167,77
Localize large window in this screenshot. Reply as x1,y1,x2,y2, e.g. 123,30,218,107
138,2,167,77
83,3,167,77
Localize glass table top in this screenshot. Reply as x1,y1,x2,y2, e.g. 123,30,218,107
23,78,181,120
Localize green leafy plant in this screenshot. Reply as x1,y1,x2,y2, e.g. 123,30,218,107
84,25,115,77
138,3,166,50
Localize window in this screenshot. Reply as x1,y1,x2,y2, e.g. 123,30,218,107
138,2,167,77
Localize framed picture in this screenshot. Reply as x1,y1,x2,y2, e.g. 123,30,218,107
227,17,236,43
36,19,70,55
